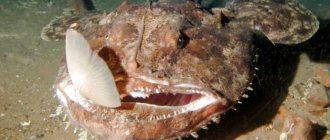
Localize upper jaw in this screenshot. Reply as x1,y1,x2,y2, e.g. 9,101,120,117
125,75,218,99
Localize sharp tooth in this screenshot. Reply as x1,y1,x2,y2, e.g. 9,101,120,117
64,121,70,131
212,116,220,124
201,125,208,130
181,108,185,113
191,132,199,139
246,87,253,91
242,94,249,98
74,127,78,134
65,29,121,108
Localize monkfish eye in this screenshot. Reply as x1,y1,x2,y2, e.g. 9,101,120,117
176,34,187,49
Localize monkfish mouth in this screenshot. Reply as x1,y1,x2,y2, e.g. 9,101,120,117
119,76,226,117
56,71,228,118
56,74,230,139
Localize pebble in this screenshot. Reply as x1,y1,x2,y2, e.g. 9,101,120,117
20,120,31,127
314,66,330,87
280,116,315,140
306,82,330,108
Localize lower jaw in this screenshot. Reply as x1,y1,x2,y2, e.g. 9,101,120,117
65,99,230,139
56,87,230,139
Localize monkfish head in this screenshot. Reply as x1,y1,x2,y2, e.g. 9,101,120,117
52,0,318,139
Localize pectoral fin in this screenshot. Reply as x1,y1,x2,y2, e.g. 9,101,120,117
227,0,319,45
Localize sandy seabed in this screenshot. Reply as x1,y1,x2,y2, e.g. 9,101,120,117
0,0,80,139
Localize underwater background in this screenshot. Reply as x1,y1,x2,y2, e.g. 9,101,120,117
0,0,329,139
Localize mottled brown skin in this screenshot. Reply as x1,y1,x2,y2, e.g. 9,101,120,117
45,0,319,139
227,0,319,44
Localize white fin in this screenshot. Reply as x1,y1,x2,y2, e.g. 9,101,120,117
65,29,121,107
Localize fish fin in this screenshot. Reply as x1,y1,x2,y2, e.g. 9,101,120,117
65,29,121,107
227,0,319,45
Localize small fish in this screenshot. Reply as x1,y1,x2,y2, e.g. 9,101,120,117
65,29,121,107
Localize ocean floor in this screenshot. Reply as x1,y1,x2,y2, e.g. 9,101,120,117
0,0,329,140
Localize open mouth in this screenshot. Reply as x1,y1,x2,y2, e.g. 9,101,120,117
56,71,223,121
123,93,203,106
122,85,219,112
111,77,224,120
55,73,229,139
121,80,220,108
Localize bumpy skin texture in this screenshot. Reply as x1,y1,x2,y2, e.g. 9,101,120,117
227,0,319,44
44,0,318,139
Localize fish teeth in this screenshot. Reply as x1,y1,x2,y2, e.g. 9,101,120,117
173,111,178,116
201,125,208,130
211,116,220,124
149,116,154,121
246,87,253,91
180,107,188,113
242,94,249,98
191,132,199,139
